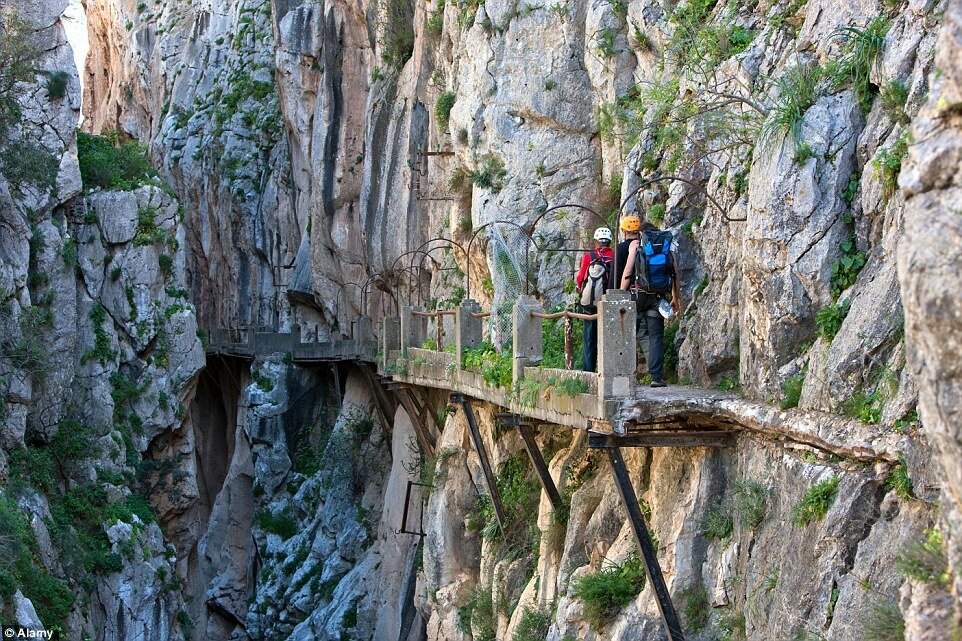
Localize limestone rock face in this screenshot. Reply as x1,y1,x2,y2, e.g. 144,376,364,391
898,0,962,610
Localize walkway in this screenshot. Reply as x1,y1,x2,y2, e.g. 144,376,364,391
205,293,900,641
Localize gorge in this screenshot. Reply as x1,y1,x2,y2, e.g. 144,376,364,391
1,0,961,639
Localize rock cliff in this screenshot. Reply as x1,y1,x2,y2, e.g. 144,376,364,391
1,0,961,638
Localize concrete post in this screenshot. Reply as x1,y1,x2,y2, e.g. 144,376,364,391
400,306,427,356
292,324,302,346
456,299,484,370
354,315,373,343
382,316,401,369
598,290,636,402
512,295,543,386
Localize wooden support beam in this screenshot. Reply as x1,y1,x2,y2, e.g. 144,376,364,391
605,447,686,641
358,364,398,425
516,423,562,510
396,388,436,457
589,431,737,449
451,393,506,534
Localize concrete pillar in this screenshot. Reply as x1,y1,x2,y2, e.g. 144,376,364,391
354,315,373,343
456,299,484,369
400,306,427,356
292,324,302,345
598,290,636,401
512,295,543,386
382,316,400,369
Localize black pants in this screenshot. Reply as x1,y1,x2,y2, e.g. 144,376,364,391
582,312,598,372
634,293,665,382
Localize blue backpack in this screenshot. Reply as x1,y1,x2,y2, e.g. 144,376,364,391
635,231,674,294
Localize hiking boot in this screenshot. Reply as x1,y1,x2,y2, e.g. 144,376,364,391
650,379,667,388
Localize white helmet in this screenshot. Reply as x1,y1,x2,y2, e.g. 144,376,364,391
593,227,613,242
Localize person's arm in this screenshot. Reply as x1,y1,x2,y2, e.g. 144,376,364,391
620,241,637,290
671,251,681,313
575,252,590,289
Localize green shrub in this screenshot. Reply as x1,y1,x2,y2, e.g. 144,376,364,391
872,132,908,202
702,500,733,540
1,140,58,189
648,203,666,225
815,299,850,341
861,600,904,641
512,605,552,641
457,585,495,641
46,70,69,99
83,302,117,364
886,455,913,499
681,584,710,632
435,90,455,129
792,476,840,526
379,0,415,70
830,240,866,299
158,253,173,276
718,609,747,641
0,13,42,136
556,377,590,397
251,368,274,392
77,131,157,191
830,17,890,111
761,64,821,149
731,479,767,528
0,495,40,587
467,154,507,192
252,509,297,539
595,28,618,58
880,80,909,123
843,390,881,424
781,373,804,409
461,341,513,388
426,0,445,35
895,529,949,586
841,171,860,203
572,554,646,627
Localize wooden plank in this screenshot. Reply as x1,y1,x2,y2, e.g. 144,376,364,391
396,388,436,457
588,431,737,449
606,447,686,641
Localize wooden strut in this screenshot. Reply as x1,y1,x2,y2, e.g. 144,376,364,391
516,423,563,510
396,387,437,457
452,393,507,534
605,447,686,641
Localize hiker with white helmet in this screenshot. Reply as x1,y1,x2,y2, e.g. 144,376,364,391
575,227,614,371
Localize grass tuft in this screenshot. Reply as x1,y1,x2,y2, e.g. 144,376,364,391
895,529,949,587
792,476,840,526
761,64,821,149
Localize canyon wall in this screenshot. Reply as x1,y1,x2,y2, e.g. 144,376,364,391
1,0,961,638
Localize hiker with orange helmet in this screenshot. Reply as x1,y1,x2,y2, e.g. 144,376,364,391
618,214,681,387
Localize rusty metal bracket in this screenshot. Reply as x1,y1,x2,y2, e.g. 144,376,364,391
451,393,506,534
396,479,433,537
605,447,686,641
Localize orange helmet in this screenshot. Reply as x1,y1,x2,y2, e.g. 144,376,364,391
620,215,641,232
